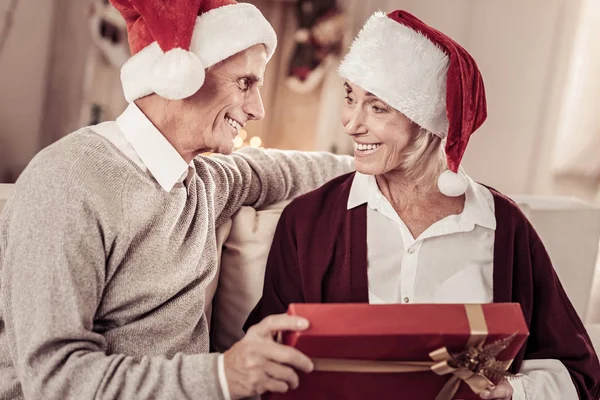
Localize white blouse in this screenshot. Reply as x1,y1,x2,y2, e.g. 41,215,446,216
347,172,578,400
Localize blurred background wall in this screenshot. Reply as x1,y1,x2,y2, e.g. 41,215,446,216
0,0,55,182
1,0,599,203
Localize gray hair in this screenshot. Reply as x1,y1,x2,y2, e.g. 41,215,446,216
400,128,446,188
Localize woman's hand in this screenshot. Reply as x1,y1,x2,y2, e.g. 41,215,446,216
478,380,513,399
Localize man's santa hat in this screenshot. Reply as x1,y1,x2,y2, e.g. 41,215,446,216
338,10,487,197
109,0,277,102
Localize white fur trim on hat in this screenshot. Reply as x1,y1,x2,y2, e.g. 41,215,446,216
120,3,277,102
338,12,450,137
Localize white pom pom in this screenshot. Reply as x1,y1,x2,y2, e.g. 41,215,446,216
437,170,468,197
149,48,205,100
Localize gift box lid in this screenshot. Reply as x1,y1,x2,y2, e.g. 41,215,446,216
283,303,529,362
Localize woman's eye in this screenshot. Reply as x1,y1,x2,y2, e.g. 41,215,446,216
372,104,387,113
344,95,354,104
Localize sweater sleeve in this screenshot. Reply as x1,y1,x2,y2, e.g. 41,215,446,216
0,168,224,400
243,207,305,331
199,148,353,225
522,230,600,399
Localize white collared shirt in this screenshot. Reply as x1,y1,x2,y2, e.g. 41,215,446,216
347,172,577,400
90,102,232,400
348,172,496,305
92,102,195,194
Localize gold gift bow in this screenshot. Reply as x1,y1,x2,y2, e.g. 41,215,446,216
311,304,512,400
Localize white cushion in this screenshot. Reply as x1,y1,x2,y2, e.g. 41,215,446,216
512,196,600,322
204,218,232,333
585,324,600,353
0,183,15,214
590,253,600,323
210,201,290,352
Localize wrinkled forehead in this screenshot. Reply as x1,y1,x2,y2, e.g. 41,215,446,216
217,44,268,79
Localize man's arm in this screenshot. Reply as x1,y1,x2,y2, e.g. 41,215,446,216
198,148,353,225
0,165,224,400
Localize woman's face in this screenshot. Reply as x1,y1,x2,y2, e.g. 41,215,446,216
341,81,419,175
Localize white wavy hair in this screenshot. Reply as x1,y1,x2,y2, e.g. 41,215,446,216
400,128,446,188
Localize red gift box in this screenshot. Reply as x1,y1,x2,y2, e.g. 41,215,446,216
270,303,529,400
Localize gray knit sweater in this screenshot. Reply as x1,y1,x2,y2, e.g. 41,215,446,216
0,130,353,399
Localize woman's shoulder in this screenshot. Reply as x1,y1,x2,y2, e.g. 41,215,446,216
482,184,534,230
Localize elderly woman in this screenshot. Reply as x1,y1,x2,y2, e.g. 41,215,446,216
0,1,353,399
246,10,600,400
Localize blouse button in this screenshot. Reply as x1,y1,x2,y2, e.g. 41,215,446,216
404,297,410,303
407,247,415,254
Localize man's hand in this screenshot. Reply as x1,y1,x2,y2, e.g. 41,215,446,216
223,314,314,399
479,380,513,399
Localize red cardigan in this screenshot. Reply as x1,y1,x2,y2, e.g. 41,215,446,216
246,172,600,399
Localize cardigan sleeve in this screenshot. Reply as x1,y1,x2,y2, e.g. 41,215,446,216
522,229,600,399
244,208,306,331
508,359,580,400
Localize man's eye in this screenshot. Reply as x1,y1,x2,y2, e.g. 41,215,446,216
239,78,250,91
344,95,354,104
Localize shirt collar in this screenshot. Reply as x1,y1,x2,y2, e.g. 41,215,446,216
347,172,376,209
115,102,190,192
462,174,497,230
347,171,496,230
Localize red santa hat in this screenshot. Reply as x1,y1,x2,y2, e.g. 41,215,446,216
338,10,487,197
109,0,277,102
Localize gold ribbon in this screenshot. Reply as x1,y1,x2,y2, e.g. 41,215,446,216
429,304,492,400
311,304,510,400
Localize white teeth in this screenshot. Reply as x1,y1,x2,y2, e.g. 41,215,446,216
354,142,381,151
226,117,242,132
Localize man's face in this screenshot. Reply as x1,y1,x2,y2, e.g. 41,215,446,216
182,44,267,156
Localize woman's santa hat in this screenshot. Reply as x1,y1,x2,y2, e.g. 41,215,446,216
109,0,277,102
338,10,487,197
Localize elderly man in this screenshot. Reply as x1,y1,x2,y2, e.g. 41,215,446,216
0,1,353,399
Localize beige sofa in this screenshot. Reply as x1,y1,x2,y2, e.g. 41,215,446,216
1,183,599,355
0,184,13,214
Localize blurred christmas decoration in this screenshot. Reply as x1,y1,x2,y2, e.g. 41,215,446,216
80,0,129,127
249,136,263,148
233,130,264,149
286,0,346,94
88,0,130,69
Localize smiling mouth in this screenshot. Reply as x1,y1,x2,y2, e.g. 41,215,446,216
225,116,243,134
354,142,382,154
